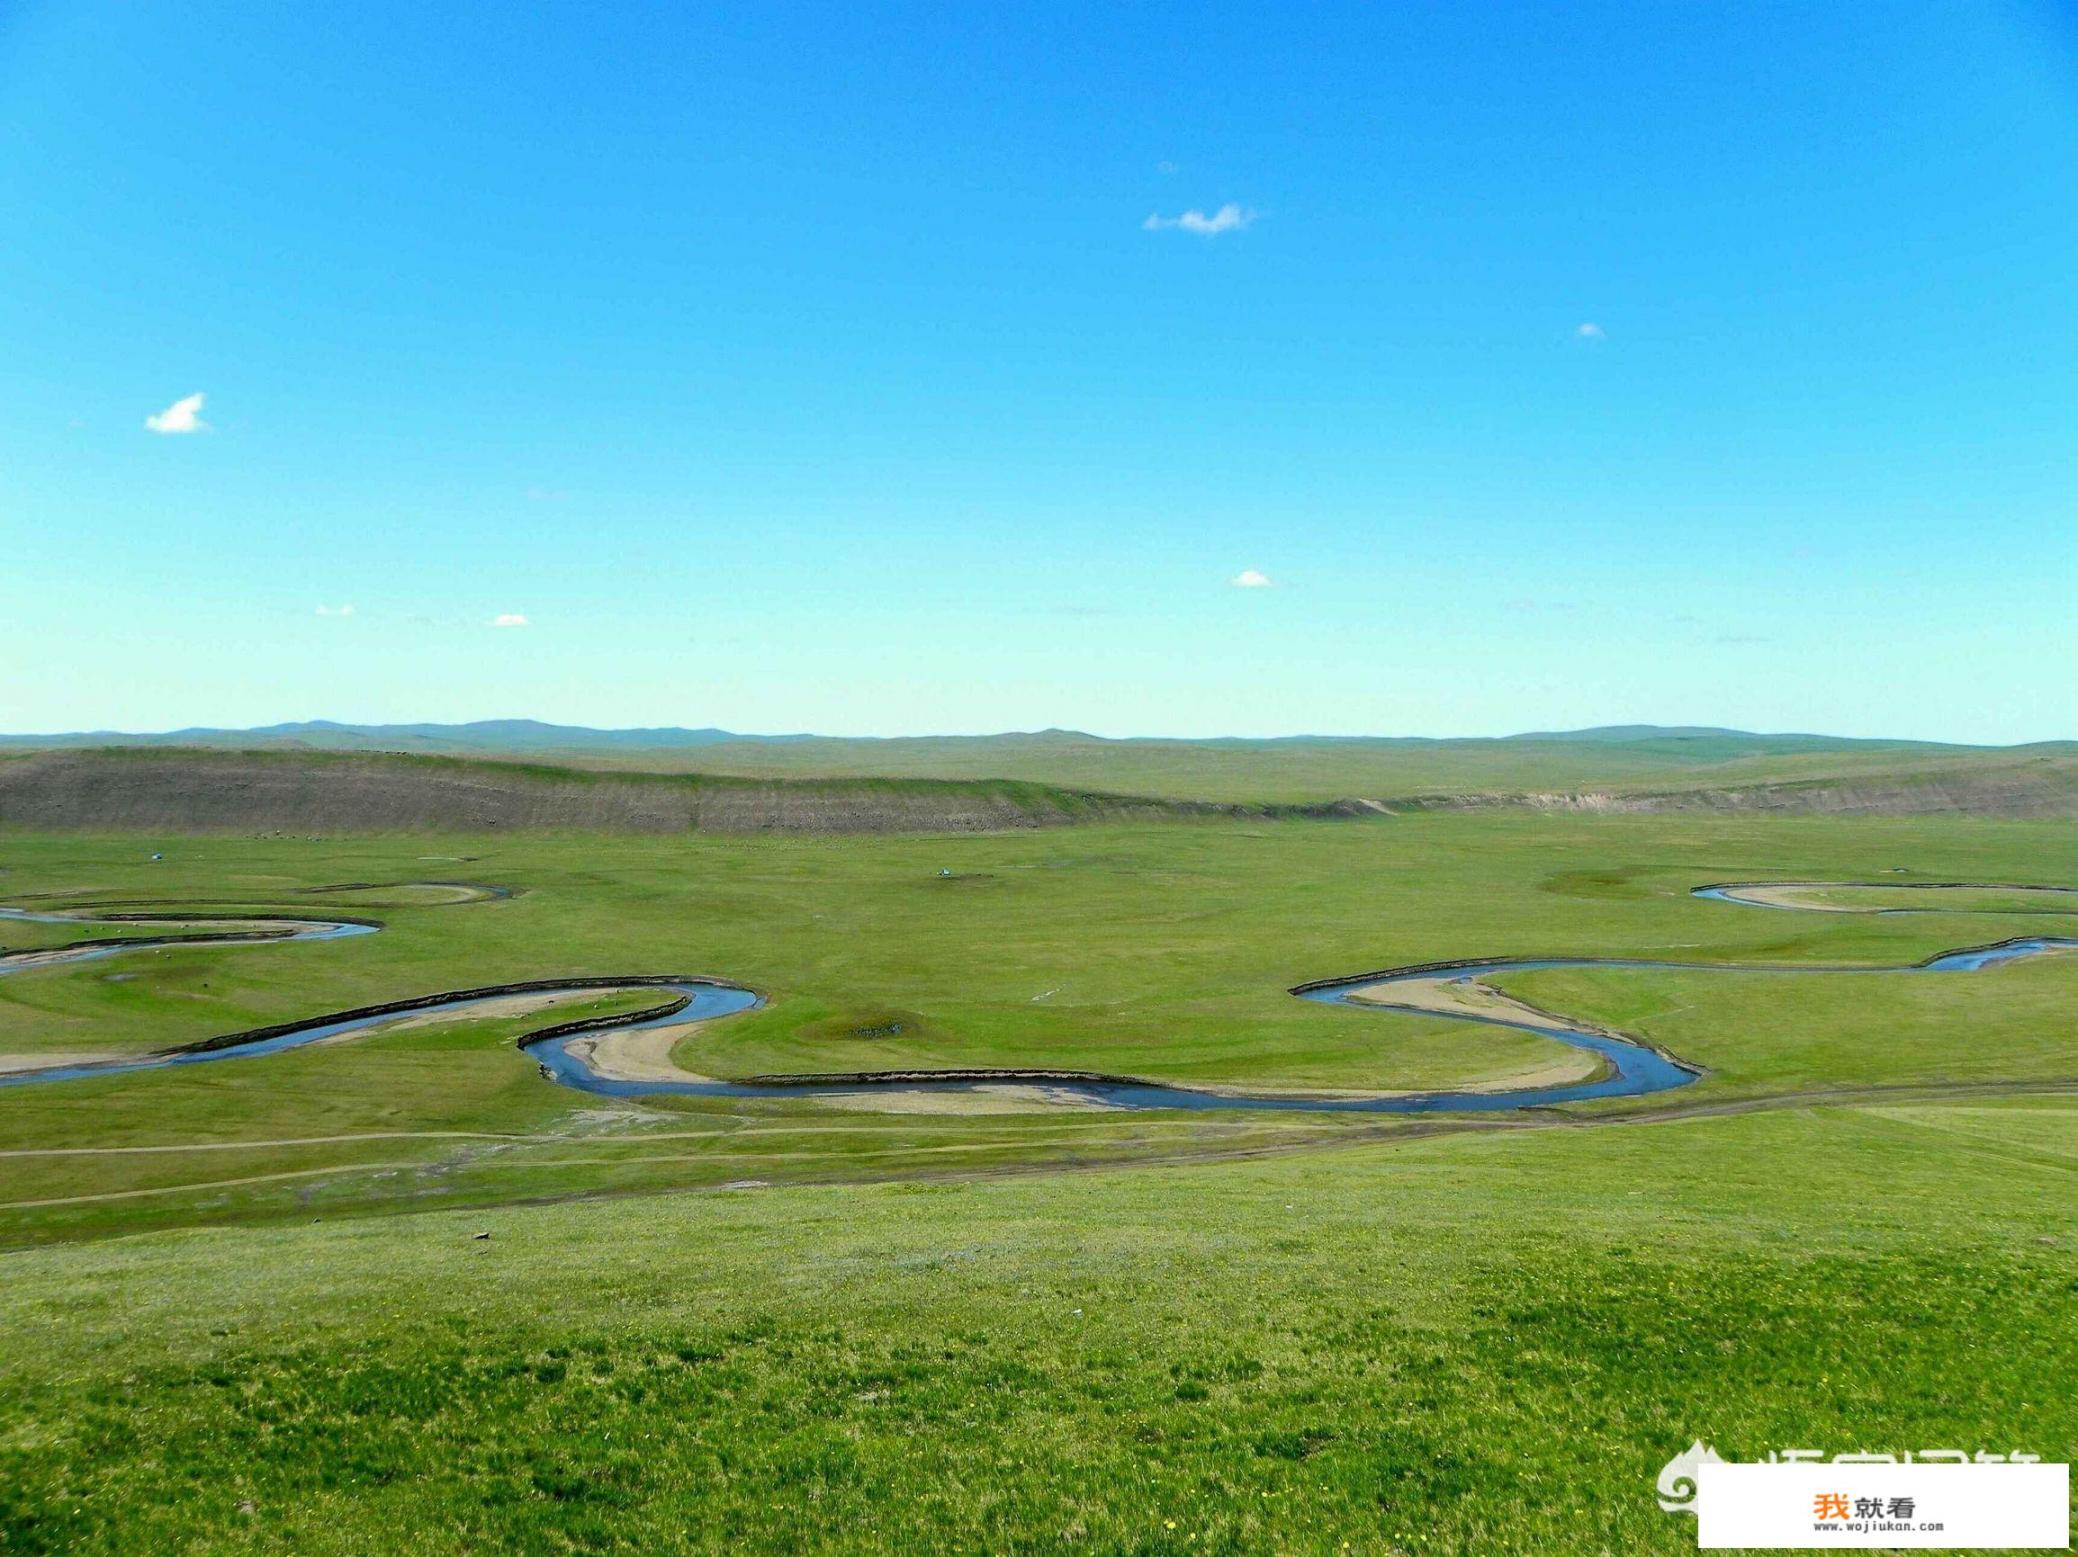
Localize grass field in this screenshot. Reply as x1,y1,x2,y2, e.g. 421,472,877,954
2,810,2075,1549
580,729,2078,804
7,1106,2078,1553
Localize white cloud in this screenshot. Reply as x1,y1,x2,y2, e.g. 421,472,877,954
1575,322,1606,341
1143,202,1255,236
145,392,209,434
315,604,355,618
1230,569,1274,588
490,612,530,628
1156,160,1179,175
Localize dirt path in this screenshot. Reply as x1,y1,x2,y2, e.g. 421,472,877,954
0,1130,528,1157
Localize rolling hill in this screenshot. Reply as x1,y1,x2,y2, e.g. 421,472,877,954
1,732,2074,831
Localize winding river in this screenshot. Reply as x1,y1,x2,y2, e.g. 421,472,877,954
2,881,2073,1113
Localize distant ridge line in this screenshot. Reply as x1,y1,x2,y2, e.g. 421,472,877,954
0,720,2062,753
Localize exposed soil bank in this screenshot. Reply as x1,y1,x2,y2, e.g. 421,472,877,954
0,749,1355,835
1380,759,2078,819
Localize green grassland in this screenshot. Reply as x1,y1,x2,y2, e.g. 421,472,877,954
493,729,2078,806
2,810,2076,1550
2,815,2076,1239
5,1106,2077,1552
541,729,1797,796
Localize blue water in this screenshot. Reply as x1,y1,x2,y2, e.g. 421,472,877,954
0,905,375,971
3,888,2073,1113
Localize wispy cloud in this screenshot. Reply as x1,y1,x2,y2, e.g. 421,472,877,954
1230,569,1274,589
145,392,209,434
490,612,530,628
1156,160,1179,175
1575,322,1606,341
315,604,355,618
1144,202,1255,236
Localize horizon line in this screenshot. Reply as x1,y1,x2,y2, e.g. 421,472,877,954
1,719,2071,752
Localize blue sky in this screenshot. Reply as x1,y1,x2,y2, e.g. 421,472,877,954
3,1,2074,741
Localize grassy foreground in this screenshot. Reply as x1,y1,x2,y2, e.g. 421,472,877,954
4,1104,2076,1552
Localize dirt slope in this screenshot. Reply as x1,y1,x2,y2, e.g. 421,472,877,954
1382,755,2078,819
0,750,1246,834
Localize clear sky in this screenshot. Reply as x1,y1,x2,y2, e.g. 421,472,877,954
3,1,2074,742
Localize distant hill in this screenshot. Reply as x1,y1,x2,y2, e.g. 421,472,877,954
0,718,820,754
1495,725,1945,754
0,749,1339,835
0,718,2019,759
1,723,2071,816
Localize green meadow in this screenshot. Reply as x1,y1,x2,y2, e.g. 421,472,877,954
456,727,2078,805
2,811,2075,1550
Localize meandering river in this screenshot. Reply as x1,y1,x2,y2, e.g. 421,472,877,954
2,881,2072,1112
